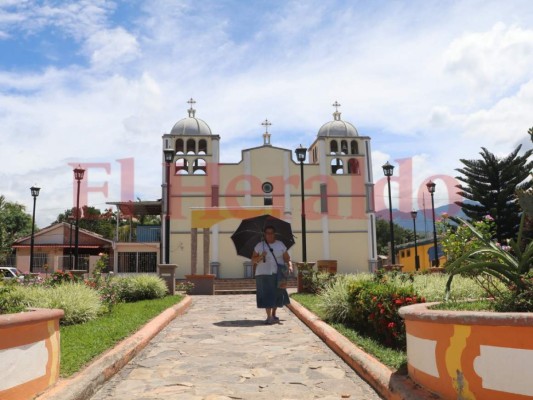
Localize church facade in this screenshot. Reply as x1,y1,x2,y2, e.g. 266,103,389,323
162,100,377,279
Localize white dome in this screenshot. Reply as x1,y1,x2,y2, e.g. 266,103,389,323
317,111,358,137
170,99,212,136
170,116,212,136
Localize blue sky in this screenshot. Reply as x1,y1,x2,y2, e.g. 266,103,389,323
1,0,532,227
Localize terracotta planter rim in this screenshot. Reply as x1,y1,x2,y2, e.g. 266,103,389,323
399,301,533,326
0,308,64,328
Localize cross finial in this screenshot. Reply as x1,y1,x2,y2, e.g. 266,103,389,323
261,118,272,133
332,101,341,121
187,98,196,117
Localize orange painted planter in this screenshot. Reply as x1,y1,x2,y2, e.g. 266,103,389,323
0,308,64,400
399,303,533,400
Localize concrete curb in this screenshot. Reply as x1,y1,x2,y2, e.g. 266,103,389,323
287,299,438,400
36,296,192,400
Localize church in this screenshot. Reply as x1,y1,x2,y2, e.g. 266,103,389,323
156,99,378,279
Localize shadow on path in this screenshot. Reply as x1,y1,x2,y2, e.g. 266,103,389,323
213,319,271,327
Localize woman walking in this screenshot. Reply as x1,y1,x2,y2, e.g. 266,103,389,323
251,225,293,324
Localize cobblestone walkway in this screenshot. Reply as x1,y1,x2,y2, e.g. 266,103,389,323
91,295,381,400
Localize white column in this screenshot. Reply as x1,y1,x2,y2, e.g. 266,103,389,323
283,152,291,217
212,225,219,262
321,215,330,259
243,151,252,206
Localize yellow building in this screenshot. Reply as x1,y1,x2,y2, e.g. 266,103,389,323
154,100,378,279
396,238,446,272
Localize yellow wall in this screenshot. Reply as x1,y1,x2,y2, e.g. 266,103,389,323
397,242,446,272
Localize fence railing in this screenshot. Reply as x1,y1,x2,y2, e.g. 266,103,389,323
0,255,16,268
117,226,161,243
57,255,90,271
117,252,157,273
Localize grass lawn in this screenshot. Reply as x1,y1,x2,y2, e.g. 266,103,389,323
291,293,407,371
60,295,184,377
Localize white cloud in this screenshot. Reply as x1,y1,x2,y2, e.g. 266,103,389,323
2,0,533,226
84,27,140,69
444,23,533,98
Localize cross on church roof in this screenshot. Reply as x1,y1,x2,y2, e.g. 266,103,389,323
261,118,272,133
332,101,341,112
187,98,197,117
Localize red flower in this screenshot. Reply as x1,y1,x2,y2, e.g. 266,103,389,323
395,299,404,305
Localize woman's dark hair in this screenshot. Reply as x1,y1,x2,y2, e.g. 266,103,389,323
263,225,276,233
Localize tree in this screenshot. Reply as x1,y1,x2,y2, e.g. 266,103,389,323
529,127,533,144
55,206,116,240
375,217,417,255
455,144,533,243
0,195,33,262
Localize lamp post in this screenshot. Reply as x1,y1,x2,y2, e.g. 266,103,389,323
68,215,74,269
29,186,40,273
382,161,396,265
73,166,85,270
163,148,175,264
426,180,439,267
410,210,420,271
295,145,308,263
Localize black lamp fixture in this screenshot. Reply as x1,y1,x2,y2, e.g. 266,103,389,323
163,148,174,264
426,180,439,267
410,210,420,271
29,186,41,273
382,161,396,265
73,165,85,270
295,145,308,263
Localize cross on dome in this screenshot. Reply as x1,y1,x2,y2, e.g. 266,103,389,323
332,100,342,121
187,98,197,117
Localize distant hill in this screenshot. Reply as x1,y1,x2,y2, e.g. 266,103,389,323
376,203,467,235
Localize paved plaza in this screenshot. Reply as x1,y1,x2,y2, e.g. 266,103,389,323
90,295,382,400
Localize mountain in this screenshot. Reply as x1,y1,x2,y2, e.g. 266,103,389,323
376,203,467,234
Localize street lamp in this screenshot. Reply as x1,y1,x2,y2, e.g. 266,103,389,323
410,210,420,271
295,145,308,263
68,215,74,269
426,180,439,267
382,161,396,265
163,148,174,264
29,186,40,273
73,166,85,270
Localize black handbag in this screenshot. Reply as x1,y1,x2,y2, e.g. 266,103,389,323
266,242,289,289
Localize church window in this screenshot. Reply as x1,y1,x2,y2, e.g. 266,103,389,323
330,140,338,154
330,158,344,175
198,139,207,155
264,196,273,206
351,140,358,154
193,158,207,175
175,158,189,175
347,158,360,175
186,139,196,154
176,139,184,155
341,140,348,155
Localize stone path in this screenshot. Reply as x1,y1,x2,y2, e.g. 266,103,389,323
90,295,382,400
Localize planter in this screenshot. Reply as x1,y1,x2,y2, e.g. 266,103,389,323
185,274,215,295
295,262,315,293
399,302,533,400
0,308,64,400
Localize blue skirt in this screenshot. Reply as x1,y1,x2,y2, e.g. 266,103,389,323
256,274,290,308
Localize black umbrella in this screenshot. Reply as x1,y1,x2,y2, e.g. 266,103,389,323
231,214,295,259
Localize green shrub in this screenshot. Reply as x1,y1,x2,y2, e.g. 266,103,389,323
0,281,26,314
114,275,168,302
349,280,424,349
494,273,533,312
46,270,82,286
319,273,373,323
12,283,104,325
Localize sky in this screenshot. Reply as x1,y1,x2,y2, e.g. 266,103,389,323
1,0,532,227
